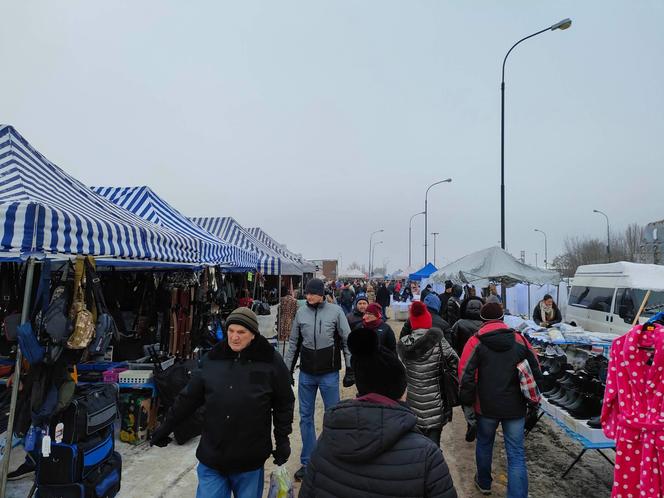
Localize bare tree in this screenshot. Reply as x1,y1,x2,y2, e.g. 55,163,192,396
552,223,645,276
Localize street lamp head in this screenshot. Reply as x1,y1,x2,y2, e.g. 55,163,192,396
444,178,452,183
551,18,572,31
593,209,600,214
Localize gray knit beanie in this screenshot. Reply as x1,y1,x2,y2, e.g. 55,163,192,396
225,307,260,335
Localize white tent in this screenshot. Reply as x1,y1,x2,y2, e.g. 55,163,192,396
338,268,366,279
431,246,560,288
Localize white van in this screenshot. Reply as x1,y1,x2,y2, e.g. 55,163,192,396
565,262,664,334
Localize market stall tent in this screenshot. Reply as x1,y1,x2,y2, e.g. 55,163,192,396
191,216,285,275
338,268,366,279
0,125,204,493
0,125,201,263
431,246,560,287
247,227,315,273
409,263,438,281
93,186,258,270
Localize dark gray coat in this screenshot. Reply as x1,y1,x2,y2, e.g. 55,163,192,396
397,328,459,430
299,396,457,498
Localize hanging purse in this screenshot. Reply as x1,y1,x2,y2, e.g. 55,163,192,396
85,259,117,356
67,258,95,350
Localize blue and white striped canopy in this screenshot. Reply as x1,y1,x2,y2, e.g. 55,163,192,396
0,125,199,262
247,227,315,274
191,217,282,275
93,186,259,270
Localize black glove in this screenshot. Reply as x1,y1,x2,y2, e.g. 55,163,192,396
273,440,291,466
342,369,355,388
150,425,172,448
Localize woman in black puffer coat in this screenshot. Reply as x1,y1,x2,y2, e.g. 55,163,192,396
397,302,459,447
300,328,457,498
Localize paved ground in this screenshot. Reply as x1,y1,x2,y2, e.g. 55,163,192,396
5,317,615,497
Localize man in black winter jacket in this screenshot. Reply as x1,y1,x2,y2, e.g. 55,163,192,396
458,303,541,498
300,328,457,498
346,294,369,331
151,307,294,498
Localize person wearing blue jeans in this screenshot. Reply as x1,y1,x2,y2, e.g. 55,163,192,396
283,278,353,481
458,302,541,498
476,416,527,497
196,463,264,498
298,370,340,467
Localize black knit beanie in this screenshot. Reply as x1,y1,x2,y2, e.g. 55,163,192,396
305,278,325,297
348,328,407,401
225,307,260,335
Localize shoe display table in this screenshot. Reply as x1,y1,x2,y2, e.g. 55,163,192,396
537,400,615,478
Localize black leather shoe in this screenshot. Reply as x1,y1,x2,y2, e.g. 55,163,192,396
294,466,306,482
587,415,602,428
570,396,601,420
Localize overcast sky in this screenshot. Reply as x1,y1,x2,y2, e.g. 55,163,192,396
3,1,663,272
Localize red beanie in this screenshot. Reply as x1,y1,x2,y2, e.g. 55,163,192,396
365,303,383,319
410,301,432,330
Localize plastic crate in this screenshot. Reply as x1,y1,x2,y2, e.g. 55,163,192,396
118,369,154,385
127,356,175,371
103,367,128,383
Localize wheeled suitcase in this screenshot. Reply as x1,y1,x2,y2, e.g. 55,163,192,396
38,428,114,485
36,451,122,498
52,384,118,443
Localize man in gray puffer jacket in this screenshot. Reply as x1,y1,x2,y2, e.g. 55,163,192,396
398,301,459,446
300,327,457,498
283,278,352,481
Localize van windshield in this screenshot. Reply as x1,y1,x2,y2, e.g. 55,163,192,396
615,288,664,322
568,286,614,311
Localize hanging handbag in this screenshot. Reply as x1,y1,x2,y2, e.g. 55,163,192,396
67,258,95,350
85,259,117,356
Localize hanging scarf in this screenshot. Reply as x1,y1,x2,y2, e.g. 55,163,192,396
540,300,555,323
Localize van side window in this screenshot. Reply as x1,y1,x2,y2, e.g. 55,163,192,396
568,286,614,311
615,288,636,323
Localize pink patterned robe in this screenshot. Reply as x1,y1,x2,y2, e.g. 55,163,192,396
601,323,664,498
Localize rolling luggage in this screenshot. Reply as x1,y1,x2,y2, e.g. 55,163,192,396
52,384,118,444
36,451,122,498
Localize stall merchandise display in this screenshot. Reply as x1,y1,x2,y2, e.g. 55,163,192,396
37,384,121,497
119,392,156,445
601,322,664,498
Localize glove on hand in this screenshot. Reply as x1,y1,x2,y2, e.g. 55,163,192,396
150,425,172,448
342,369,355,388
273,440,291,466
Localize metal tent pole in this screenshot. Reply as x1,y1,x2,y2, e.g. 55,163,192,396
0,257,37,497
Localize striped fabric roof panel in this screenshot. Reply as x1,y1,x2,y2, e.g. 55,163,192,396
247,227,315,273
190,216,281,275
0,125,199,262
93,186,259,269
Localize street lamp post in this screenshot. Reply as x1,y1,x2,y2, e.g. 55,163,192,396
371,241,383,276
369,229,384,277
534,228,548,268
424,179,452,264
431,232,440,267
409,211,425,268
501,18,572,250
593,209,611,260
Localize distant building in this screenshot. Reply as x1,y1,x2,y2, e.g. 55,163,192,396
640,219,663,264
308,259,338,280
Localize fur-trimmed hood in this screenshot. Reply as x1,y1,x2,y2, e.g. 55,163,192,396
207,334,275,362
398,327,444,360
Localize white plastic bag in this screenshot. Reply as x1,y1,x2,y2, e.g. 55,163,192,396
267,465,294,498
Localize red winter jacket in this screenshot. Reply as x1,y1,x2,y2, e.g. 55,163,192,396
458,321,541,419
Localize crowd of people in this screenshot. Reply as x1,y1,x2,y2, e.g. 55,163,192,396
151,277,557,498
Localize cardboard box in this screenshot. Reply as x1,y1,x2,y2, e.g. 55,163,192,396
119,392,158,445
576,422,614,444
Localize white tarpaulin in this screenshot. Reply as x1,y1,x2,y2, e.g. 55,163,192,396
431,246,560,288
338,268,366,279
